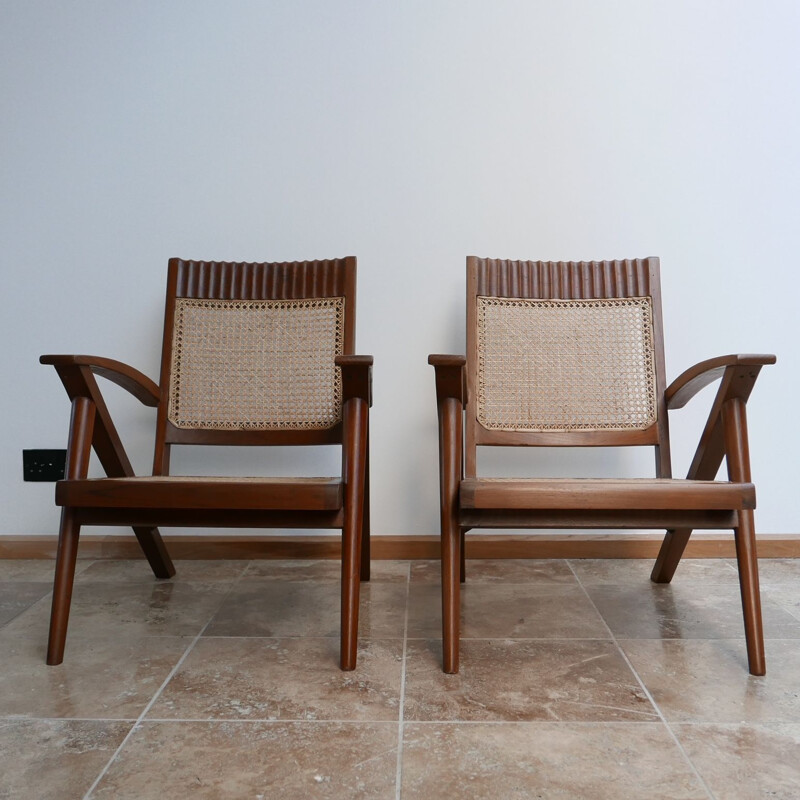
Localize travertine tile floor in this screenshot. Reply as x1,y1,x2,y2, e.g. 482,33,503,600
2,557,800,798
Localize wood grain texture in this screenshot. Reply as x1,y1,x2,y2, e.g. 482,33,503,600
472,258,653,299
39,355,160,406
666,354,776,410
173,258,351,301
56,477,343,511
460,478,755,511
429,355,467,405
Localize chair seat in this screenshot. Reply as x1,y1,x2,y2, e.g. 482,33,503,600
56,476,343,511
460,478,755,511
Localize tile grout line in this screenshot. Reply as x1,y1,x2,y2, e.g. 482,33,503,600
81,621,210,799
565,560,717,800
394,562,411,800
81,562,250,799
129,717,692,726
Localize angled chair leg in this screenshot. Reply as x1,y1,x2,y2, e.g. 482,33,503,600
459,529,466,584
340,397,368,671
133,526,176,579
47,510,81,665
650,527,692,583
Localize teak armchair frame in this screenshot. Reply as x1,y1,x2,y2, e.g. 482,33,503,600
430,256,774,676
43,257,372,670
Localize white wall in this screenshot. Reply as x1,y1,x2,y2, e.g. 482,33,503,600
1,1,798,538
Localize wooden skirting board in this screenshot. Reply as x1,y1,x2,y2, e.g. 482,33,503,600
1,533,799,560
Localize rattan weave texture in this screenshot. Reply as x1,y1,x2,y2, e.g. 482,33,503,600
476,296,657,432
169,297,344,430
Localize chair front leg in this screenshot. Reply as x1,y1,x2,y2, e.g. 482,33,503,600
340,396,368,671
47,396,95,665
723,396,765,676
439,397,462,674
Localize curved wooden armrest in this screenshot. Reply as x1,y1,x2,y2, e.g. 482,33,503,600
429,354,467,405
40,354,160,407
666,354,776,410
336,355,373,406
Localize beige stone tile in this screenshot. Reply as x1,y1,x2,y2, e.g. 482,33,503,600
586,583,800,640
148,637,402,721
244,558,408,582
365,560,410,582
0,559,86,581
675,723,800,799
91,721,398,799
753,558,800,584
570,557,738,585
621,639,800,723
0,582,51,627
0,626,189,719
401,722,707,799
0,719,131,800
403,639,657,722
764,585,800,622
8,580,231,640
242,559,346,581
205,580,406,639
407,583,609,639
411,558,575,584
76,559,249,583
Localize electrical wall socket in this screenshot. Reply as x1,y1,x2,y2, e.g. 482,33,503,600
23,449,67,481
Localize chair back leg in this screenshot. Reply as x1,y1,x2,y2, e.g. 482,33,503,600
132,526,175,579
650,527,692,583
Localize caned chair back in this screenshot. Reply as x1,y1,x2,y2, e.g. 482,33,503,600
153,258,357,471
465,256,670,477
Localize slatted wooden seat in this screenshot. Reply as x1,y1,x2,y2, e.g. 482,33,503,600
43,257,372,670
430,256,774,675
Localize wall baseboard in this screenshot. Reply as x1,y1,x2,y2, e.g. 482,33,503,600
1,533,799,560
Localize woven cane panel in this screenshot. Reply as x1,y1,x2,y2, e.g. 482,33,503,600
169,297,344,430
476,296,657,432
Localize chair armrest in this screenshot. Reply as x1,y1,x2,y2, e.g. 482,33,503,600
666,354,776,410
428,355,467,405
336,355,373,406
40,355,160,407
668,354,775,483
40,354,161,481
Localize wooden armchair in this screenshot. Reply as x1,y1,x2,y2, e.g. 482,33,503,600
430,256,774,676
43,257,372,670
